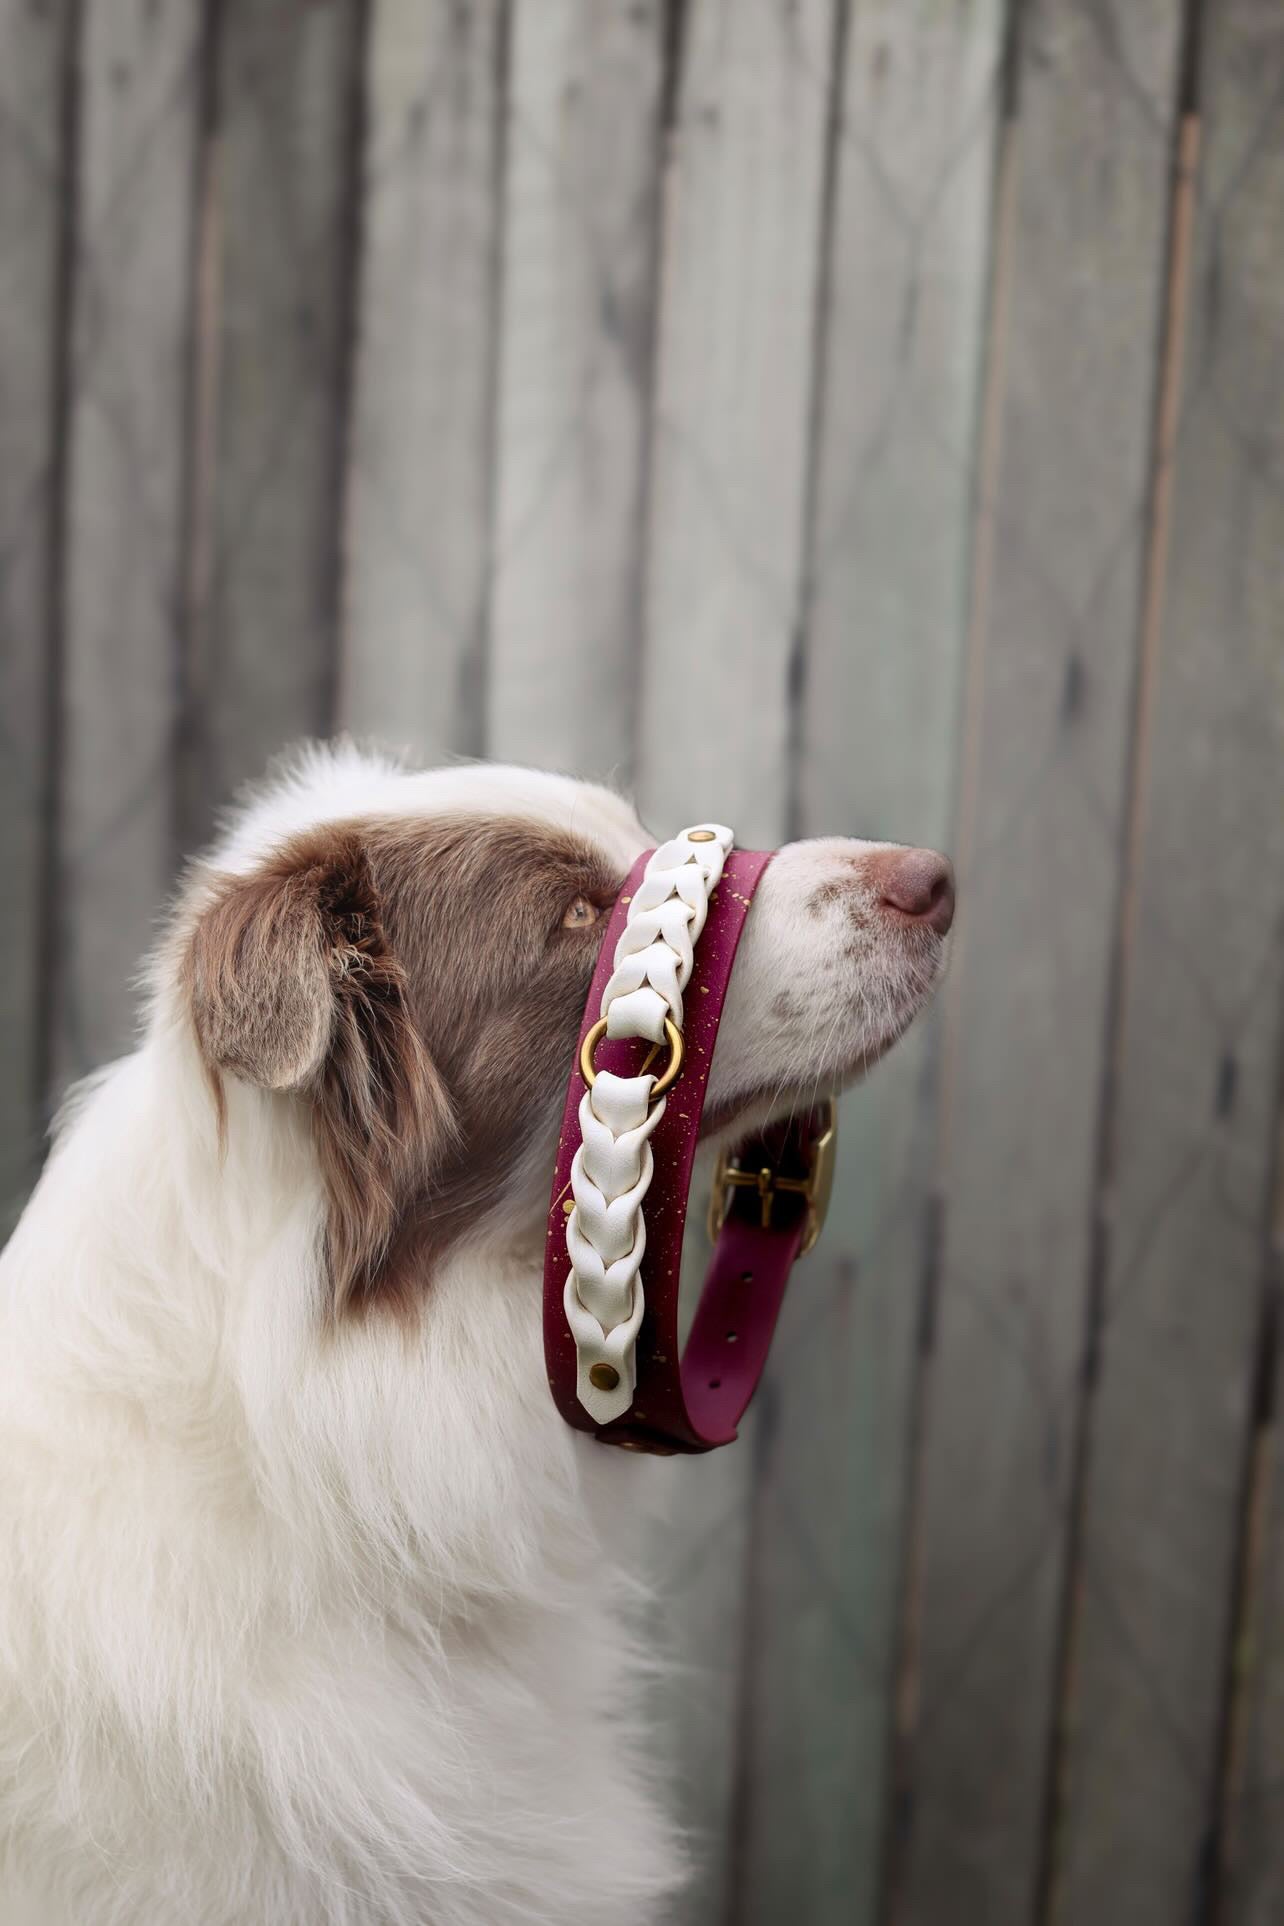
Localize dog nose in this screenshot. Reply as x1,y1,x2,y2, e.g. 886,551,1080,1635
874,847,955,934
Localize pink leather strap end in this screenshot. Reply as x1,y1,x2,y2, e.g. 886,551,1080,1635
543,846,811,1455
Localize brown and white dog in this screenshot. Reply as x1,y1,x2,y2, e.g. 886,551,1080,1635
0,746,953,1926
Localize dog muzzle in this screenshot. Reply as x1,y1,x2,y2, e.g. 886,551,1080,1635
543,827,836,1456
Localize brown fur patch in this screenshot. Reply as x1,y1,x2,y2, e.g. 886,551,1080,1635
807,878,847,916
359,816,622,1311
186,814,624,1315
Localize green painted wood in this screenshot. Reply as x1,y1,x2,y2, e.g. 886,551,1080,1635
53,0,202,1091
737,3,1007,1919
486,0,663,780
632,2,838,1917
183,0,362,844
896,4,1185,1923
1052,4,1284,1921
340,0,503,766
0,0,70,1224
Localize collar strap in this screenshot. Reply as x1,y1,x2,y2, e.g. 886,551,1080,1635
543,834,835,1455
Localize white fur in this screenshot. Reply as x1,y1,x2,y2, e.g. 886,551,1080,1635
0,748,945,1925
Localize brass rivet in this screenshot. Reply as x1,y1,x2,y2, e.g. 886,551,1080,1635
589,1362,621,1392
562,1198,574,1214
688,829,716,843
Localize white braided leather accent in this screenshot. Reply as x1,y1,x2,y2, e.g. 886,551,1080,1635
565,824,734,1422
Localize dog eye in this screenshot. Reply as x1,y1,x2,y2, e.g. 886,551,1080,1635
561,895,600,930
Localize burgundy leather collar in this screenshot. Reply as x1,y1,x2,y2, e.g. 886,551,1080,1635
542,848,834,1455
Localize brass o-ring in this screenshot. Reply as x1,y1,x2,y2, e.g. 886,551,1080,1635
579,1016,684,1099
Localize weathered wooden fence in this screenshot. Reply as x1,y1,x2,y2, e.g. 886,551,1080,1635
2,1,1283,1920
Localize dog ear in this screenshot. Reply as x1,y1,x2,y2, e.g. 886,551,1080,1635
187,828,456,1310
188,846,337,1092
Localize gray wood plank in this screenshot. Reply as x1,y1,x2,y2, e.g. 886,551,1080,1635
738,3,1007,1919
340,0,504,768
1051,4,1284,1920
895,5,1185,1923
632,3,838,1917
53,0,202,1090
485,0,663,781
634,0,837,850
0,0,70,1224
183,0,362,844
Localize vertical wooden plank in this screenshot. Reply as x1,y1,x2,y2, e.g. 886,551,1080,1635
485,0,663,779
339,0,504,766
738,5,1007,1920
184,0,363,844
895,5,1184,1923
53,0,202,1088
634,0,837,849
634,3,837,1918
1054,4,1284,1920
0,0,71,1222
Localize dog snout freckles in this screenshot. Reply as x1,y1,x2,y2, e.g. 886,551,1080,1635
704,836,954,1134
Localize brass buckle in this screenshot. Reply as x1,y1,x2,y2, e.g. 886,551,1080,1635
707,1098,838,1256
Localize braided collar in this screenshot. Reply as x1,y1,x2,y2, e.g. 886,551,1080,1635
543,831,835,1456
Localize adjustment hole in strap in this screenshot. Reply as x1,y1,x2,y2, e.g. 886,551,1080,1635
726,1331,738,1343
709,1378,722,1390
740,1270,753,1283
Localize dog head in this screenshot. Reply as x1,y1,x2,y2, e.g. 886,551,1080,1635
177,746,953,1315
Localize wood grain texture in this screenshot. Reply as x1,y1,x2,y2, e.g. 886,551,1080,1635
633,2,836,1918
737,4,1006,1919
0,0,70,1223
53,0,202,1091
634,0,837,849
485,0,662,780
1051,5,1284,1921
340,0,504,767
2,6,1282,1915
896,5,1184,1923
183,0,362,845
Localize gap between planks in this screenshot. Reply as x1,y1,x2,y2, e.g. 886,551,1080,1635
173,0,223,866
33,0,84,1148
1207,1024,1284,1925
471,0,516,762
320,0,374,745
623,0,691,792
